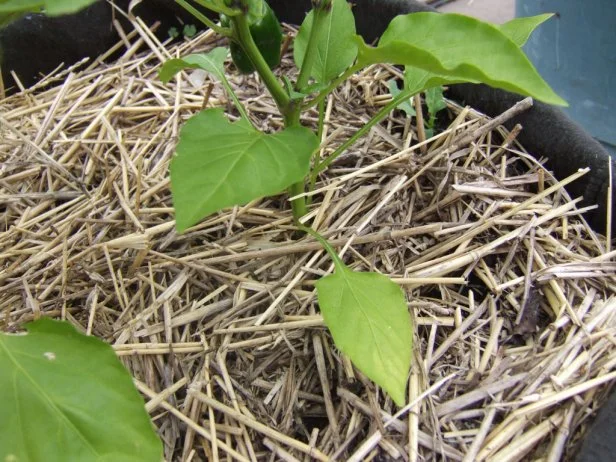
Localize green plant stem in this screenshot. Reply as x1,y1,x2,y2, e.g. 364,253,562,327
302,64,362,111
231,1,334,223
289,182,307,222
310,87,416,182
286,1,333,222
316,96,327,141
307,97,327,203
219,78,251,124
428,113,437,130
297,225,344,271
174,0,230,36
232,13,290,115
284,1,332,127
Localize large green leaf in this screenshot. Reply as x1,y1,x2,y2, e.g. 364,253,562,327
0,0,42,14
171,108,319,231
0,0,97,28
0,318,162,462
0,0,96,15
0,0,38,27
403,67,447,96
356,12,566,106
293,0,357,84
0,11,21,27
43,0,94,15
316,264,412,406
497,13,553,47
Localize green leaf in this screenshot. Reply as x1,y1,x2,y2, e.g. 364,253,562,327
0,318,162,462
159,48,251,120
0,0,95,13
387,79,415,117
43,0,95,15
0,0,99,28
183,24,197,38
244,0,266,24
0,0,43,14
171,108,319,232
316,265,412,406
356,12,566,106
0,12,24,27
168,26,180,39
497,13,553,47
426,88,446,114
403,67,447,95
425,87,446,116
293,0,358,84
0,0,97,16
159,47,228,84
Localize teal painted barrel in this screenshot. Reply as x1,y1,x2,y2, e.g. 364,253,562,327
517,0,616,155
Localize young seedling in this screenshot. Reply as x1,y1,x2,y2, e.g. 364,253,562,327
387,81,447,137
161,0,563,406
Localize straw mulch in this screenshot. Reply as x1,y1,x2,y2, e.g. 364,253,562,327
1,19,615,462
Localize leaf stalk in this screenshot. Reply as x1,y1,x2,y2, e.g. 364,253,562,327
311,86,416,181
174,0,230,36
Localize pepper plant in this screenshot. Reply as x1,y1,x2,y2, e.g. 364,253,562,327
161,0,563,406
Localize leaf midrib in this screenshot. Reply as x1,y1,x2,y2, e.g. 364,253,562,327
193,134,262,214
338,270,391,374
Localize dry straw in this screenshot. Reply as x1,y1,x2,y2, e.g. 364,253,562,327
1,19,615,461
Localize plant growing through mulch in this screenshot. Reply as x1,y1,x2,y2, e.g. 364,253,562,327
158,0,564,413
1,1,615,460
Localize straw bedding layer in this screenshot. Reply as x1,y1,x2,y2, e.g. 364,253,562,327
1,20,615,461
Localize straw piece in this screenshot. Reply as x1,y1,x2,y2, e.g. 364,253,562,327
188,389,329,461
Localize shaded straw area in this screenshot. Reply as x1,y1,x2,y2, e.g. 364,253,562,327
1,21,615,461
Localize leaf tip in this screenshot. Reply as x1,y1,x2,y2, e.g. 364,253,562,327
552,94,569,107
173,216,190,234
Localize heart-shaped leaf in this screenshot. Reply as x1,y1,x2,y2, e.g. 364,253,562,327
316,264,412,406
293,0,357,84
356,12,566,106
0,318,162,462
171,108,319,231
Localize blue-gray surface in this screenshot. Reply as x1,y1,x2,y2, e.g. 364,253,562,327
517,0,616,155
